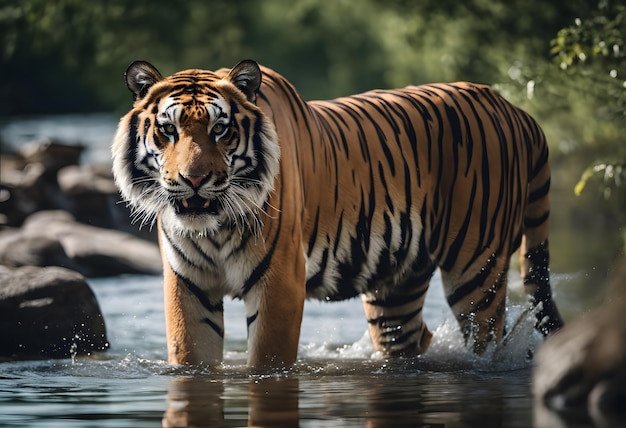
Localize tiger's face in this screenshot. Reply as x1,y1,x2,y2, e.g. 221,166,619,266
112,60,279,237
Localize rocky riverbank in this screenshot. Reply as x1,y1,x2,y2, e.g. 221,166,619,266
0,137,161,360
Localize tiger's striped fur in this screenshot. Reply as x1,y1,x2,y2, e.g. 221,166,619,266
112,60,563,368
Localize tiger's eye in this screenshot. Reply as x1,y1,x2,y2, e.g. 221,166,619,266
161,123,176,136
212,123,226,135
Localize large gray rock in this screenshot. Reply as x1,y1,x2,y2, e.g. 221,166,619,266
0,211,162,277
0,266,109,360
534,259,626,425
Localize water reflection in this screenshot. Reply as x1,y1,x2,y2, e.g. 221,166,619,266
248,377,299,428
161,366,533,428
163,376,299,428
163,377,226,427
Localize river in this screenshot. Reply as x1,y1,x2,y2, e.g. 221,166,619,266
0,114,616,427
0,272,569,427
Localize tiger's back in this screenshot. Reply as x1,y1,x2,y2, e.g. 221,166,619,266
258,72,560,354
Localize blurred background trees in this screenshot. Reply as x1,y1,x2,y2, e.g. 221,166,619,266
0,0,595,113
1,0,625,267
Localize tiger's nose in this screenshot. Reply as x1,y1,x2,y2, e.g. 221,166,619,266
181,173,208,189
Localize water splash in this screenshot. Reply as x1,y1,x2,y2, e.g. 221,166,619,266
296,303,541,373
69,342,78,365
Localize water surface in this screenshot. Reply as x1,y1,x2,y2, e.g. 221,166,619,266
0,114,611,427
0,272,575,427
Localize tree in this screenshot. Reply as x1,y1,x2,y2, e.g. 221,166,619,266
551,2,626,199
550,1,626,251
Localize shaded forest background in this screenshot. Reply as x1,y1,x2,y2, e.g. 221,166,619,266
1,0,625,270
0,0,601,113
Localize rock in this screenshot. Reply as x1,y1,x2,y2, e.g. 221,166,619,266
0,140,77,226
0,230,81,271
0,266,109,360
20,138,84,173
533,258,626,425
0,139,156,242
57,164,118,196
56,163,125,231
0,211,162,277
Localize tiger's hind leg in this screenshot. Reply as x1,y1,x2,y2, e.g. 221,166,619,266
362,268,435,357
519,153,564,336
519,238,564,336
441,252,510,354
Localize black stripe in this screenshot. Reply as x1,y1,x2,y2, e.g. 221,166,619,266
379,328,419,347
446,253,498,307
246,310,259,333
382,212,393,248
473,270,506,313
162,228,203,269
317,104,351,156
332,212,344,255
307,207,321,256
127,113,143,181
367,307,423,327
367,287,428,307
440,172,478,271
305,247,329,293
240,186,284,296
528,178,550,204
202,317,224,338
174,269,224,313
394,162,414,264
188,239,217,268
379,163,394,214
531,143,549,178
524,211,549,228
353,95,397,176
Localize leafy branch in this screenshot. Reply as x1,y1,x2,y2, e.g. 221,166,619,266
551,3,626,200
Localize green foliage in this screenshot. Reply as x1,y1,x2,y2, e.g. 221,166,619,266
0,0,594,115
548,3,626,204
1,0,623,265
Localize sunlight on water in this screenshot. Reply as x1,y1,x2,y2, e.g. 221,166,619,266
193,275,545,385
0,268,574,427
289,303,541,374
91,270,545,376
0,115,605,427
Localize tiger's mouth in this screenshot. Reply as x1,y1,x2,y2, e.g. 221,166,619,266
174,195,221,215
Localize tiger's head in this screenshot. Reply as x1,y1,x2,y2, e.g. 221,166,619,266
112,60,279,237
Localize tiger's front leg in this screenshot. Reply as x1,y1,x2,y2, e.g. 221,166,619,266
162,259,225,366
243,245,306,369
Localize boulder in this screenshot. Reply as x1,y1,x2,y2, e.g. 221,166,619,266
0,139,156,242
534,258,626,425
20,138,84,173
0,139,82,227
57,163,118,196
0,211,162,277
56,163,156,241
0,266,109,360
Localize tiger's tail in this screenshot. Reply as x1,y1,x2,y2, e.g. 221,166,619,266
519,125,564,336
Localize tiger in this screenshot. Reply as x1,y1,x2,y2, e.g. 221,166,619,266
112,59,564,368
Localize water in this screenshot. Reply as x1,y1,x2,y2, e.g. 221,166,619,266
0,114,118,165
0,270,559,428
0,114,609,427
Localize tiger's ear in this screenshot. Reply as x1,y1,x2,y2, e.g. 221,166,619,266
226,59,262,103
125,61,163,101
